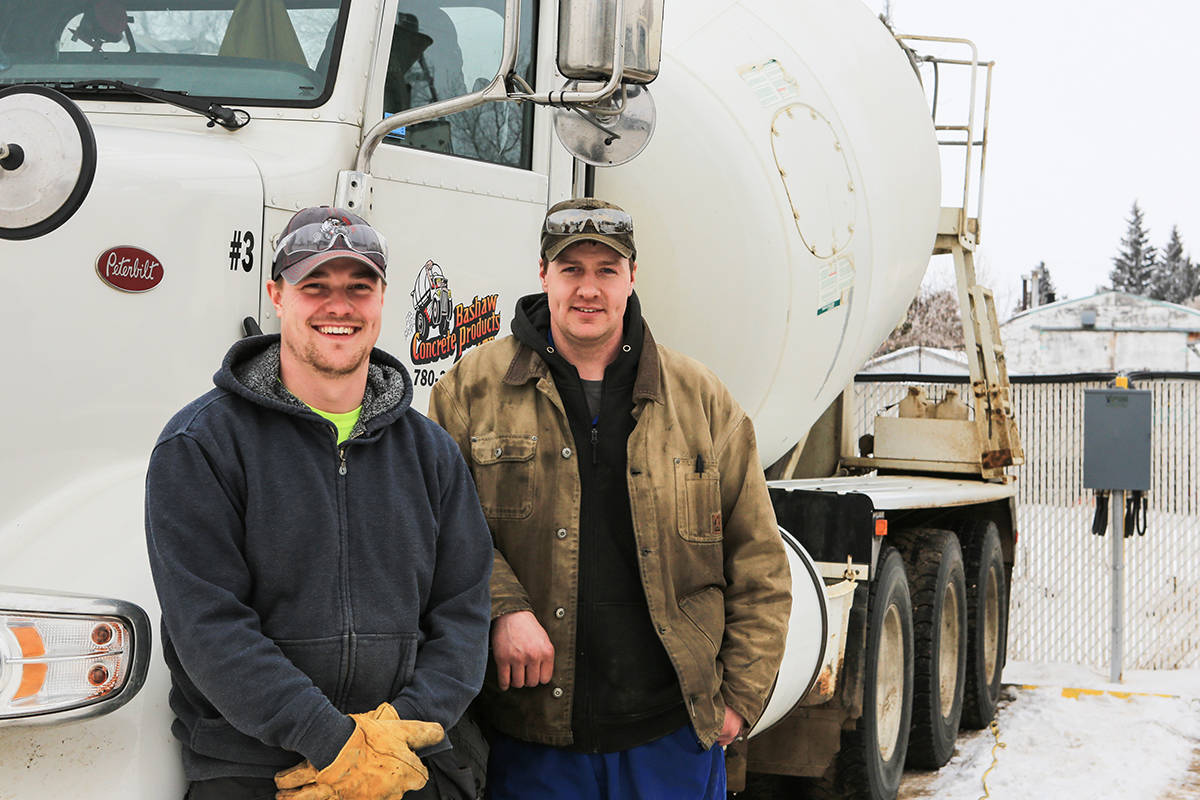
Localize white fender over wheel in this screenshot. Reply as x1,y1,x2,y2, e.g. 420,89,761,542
750,527,831,737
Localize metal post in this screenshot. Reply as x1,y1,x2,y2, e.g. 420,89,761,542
1110,490,1124,683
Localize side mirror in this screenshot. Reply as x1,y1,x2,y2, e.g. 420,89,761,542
558,0,664,85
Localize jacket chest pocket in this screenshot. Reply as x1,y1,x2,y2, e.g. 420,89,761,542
674,458,723,543
471,434,538,520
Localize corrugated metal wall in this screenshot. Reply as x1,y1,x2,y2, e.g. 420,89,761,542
852,374,1200,670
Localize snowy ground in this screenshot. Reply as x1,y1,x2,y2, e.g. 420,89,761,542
899,661,1200,800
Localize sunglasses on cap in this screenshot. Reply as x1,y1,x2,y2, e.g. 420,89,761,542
543,207,634,236
273,217,389,275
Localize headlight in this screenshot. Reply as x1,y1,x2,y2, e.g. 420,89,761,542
0,588,150,725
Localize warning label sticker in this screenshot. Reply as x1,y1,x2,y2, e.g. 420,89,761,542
739,59,802,111
817,254,855,315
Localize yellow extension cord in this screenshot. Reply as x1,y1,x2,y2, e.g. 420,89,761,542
978,718,1006,800
973,686,1199,799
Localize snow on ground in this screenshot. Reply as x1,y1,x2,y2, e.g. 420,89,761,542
900,662,1200,800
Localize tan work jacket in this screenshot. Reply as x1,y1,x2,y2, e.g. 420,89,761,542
429,330,791,749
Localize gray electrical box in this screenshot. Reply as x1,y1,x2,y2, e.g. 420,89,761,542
1083,389,1152,490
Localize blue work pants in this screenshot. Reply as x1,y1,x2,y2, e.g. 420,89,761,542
486,725,725,800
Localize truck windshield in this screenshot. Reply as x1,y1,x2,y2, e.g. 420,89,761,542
0,0,346,104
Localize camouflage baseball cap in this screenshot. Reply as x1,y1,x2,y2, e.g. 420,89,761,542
541,198,636,262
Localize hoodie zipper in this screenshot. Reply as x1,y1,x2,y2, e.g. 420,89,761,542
333,428,353,708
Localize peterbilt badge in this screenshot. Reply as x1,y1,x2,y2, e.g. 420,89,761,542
96,246,163,293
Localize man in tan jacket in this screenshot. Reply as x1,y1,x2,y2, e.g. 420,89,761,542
429,198,790,799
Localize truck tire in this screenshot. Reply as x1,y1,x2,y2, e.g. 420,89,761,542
957,520,1008,729
892,529,966,768
834,546,913,800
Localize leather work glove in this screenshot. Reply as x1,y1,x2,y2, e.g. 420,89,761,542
274,702,445,800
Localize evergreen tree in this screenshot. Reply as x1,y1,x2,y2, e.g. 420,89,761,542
1184,258,1200,304
1149,225,1198,304
1110,201,1156,295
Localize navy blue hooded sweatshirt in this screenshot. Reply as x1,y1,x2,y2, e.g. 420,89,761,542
145,335,492,780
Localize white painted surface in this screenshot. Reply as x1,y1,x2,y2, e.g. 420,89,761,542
0,464,181,796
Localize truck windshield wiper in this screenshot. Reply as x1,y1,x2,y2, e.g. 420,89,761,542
35,79,250,130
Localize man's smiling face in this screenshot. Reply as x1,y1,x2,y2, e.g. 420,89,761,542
267,259,385,379
540,240,636,352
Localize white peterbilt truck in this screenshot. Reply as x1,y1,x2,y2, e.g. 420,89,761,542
0,1,1022,798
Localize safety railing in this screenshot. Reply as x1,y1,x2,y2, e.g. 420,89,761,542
895,34,994,245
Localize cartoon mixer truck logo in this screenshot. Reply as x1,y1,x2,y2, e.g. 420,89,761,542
407,260,501,367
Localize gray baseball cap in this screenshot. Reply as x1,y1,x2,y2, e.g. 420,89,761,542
272,206,388,284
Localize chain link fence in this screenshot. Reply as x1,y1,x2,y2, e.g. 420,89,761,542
852,373,1200,670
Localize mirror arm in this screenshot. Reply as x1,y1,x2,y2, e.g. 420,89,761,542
350,0,522,176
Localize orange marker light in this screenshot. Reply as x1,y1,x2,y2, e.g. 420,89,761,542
874,518,888,537
11,626,47,700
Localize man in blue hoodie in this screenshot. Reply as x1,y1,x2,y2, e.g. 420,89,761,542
146,207,492,800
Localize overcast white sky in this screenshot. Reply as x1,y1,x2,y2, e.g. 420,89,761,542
861,0,1200,315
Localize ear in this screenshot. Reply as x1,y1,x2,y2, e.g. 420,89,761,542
628,260,637,293
266,279,285,317
539,258,549,292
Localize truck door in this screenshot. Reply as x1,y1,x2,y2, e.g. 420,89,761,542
365,0,557,410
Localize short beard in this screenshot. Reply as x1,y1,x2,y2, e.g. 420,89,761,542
285,338,369,377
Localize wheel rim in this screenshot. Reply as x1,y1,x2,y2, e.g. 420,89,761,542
939,581,962,717
876,603,905,761
983,567,1000,681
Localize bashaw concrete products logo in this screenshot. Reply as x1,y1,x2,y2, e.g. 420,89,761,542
96,246,163,292
407,260,501,365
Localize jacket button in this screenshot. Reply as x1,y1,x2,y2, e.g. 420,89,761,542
495,447,503,457
555,607,566,618
658,624,667,633
552,687,564,698
556,528,568,539
561,447,572,459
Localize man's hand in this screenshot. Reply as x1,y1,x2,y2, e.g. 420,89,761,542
716,706,747,747
491,610,555,690
274,703,444,800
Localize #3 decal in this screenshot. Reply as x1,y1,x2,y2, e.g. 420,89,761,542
405,259,502,382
